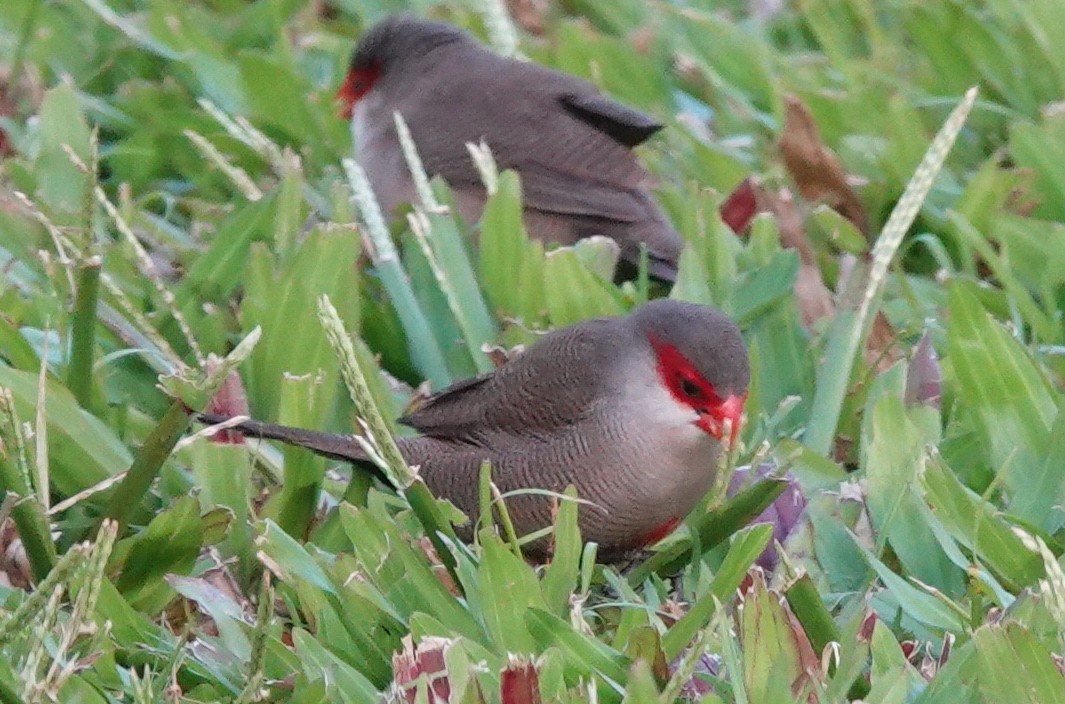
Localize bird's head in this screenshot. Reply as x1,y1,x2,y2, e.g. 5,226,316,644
632,300,750,447
337,14,469,119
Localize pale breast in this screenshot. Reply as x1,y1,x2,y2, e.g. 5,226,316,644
576,364,720,548
620,387,719,505
351,94,416,217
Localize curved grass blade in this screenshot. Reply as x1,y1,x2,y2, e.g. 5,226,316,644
804,87,979,455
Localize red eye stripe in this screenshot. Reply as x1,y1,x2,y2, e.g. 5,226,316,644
647,334,722,412
336,64,381,119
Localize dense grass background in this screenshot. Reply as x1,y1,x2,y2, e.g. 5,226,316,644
2,0,1065,701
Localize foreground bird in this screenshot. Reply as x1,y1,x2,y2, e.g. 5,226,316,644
337,14,684,282
201,300,749,560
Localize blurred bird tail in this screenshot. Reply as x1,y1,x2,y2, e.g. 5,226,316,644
196,412,373,466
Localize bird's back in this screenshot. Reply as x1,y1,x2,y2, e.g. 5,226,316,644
356,38,682,277
393,313,719,557
396,47,651,197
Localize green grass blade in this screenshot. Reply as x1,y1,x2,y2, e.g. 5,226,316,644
342,158,452,388
805,87,979,455
67,257,101,412
662,523,774,660
627,477,788,585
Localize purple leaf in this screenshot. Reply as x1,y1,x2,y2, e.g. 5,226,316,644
905,331,942,409
728,463,808,571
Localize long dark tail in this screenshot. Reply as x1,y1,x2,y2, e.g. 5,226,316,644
196,412,376,468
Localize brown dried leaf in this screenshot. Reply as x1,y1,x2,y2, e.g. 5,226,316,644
755,186,814,263
739,572,823,701
629,25,659,55
660,598,688,626
401,381,435,417
670,649,722,700
71,651,104,672
621,625,670,686
834,255,903,371
905,331,942,409
1005,169,1040,217
719,176,762,234
481,344,518,369
506,0,550,35
315,1,339,20
917,644,937,680
164,560,254,637
753,186,836,328
501,655,542,704
779,95,870,238
0,85,13,157
831,435,857,469
392,634,455,704
865,311,902,373
202,559,253,609
0,518,32,590
672,52,704,88
795,263,836,328
858,611,878,642
417,536,463,597
938,632,955,670
748,0,787,21
204,364,249,444
783,602,823,691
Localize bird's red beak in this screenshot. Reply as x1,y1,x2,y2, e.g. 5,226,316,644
695,393,746,447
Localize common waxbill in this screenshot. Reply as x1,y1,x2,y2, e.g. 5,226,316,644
337,14,685,282
200,300,749,559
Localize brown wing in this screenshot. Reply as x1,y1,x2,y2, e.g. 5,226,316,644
395,47,662,223
557,92,663,148
398,316,624,441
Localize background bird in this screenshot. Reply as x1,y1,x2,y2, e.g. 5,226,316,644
337,14,685,282
201,299,749,561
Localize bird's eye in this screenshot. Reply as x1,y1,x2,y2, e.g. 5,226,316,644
680,378,701,399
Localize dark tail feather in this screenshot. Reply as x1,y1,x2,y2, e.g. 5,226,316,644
614,251,677,286
196,412,385,478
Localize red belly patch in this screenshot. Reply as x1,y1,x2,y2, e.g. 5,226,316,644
638,516,681,547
